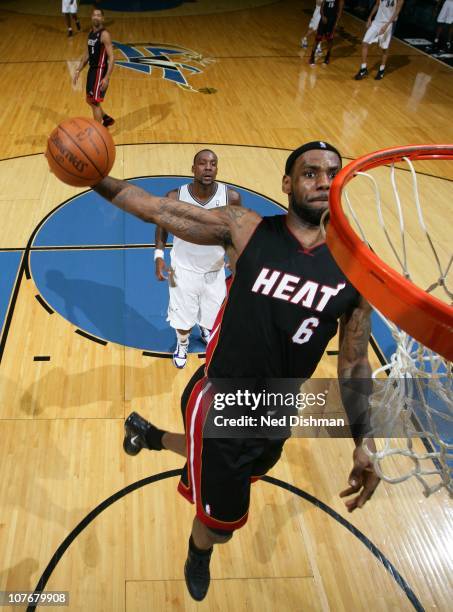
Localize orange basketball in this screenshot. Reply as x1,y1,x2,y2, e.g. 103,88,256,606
46,117,115,187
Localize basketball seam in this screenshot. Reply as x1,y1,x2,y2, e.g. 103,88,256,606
59,122,104,178
88,120,110,171
46,145,99,183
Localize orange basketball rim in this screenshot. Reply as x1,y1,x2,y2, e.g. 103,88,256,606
327,144,453,362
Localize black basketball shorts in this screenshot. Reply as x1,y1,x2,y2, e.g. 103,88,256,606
177,365,286,532
86,65,108,104
316,11,338,41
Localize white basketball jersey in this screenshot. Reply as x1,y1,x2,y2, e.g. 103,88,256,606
170,182,228,273
375,0,396,22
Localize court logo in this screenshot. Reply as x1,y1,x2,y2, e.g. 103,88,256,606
113,41,217,93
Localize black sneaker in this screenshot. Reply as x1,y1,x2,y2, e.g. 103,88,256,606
102,115,115,128
67,29,73,37
354,67,368,80
76,21,81,31
184,543,213,601
123,411,164,455
323,53,330,65
375,68,385,80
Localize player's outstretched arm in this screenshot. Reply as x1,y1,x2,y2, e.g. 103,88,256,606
337,296,380,512
94,176,261,252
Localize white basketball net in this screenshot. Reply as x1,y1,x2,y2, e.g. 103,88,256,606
343,157,452,497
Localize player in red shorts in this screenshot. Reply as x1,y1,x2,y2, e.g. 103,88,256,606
73,8,115,128
309,0,344,65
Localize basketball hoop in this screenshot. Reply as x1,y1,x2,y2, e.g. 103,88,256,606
327,145,453,497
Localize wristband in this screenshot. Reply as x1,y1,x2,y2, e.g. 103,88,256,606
154,249,164,261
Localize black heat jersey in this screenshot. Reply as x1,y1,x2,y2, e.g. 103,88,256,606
317,0,340,38
87,28,106,68
206,215,360,379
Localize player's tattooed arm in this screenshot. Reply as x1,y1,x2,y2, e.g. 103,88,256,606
337,296,373,441
94,176,260,249
155,189,177,249
338,296,372,381
337,296,380,511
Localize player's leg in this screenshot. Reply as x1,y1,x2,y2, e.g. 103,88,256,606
91,102,103,123
375,25,392,80
70,1,81,31
375,47,389,80
180,436,256,601
123,364,205,456
72,13,81,31
309,34,321,64
184,517,232,601
354,41,370,79
323,35,334,64
183,434,287,601
198,268,226,345
63,13,73,36
167,267,200,368
85,67,103,123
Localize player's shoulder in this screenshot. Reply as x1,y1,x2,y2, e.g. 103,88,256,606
226,186,241,206
165,188,179,200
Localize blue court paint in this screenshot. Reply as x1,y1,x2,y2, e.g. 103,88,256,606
371,310,396,363
30,248,200,352
0,251,22,337
30,177,284,353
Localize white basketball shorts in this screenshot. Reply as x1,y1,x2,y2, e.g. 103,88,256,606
167,266,226,331
438,0,453,25
363,20,393,49
62,0,78,14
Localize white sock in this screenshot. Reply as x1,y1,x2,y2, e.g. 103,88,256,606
361,63,367,69
380,64,385,71
176,331,189,345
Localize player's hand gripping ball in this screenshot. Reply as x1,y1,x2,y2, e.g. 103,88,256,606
46,117,115,187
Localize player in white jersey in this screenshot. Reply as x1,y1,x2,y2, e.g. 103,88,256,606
62,0,81,37
154,150,241,368
301,0,323,56
433,0,453,51
354,0,404,80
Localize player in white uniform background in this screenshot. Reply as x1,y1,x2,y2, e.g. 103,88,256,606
433,0,453,51
154,150,241,369
301,0,323,56
62,0,81,37
354,0,404,81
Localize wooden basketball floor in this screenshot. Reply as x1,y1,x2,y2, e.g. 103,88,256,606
0,1,452,610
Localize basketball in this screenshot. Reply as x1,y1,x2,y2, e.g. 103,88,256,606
45,117,115,187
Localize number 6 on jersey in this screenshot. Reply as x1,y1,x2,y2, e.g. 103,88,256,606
292,317,320,345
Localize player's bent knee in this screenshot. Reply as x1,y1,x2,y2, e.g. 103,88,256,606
207,526,234,543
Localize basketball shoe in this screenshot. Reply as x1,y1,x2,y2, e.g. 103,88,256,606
199,326,210,345
123,411,164,455
102,114,115,128
354,67,368,80
301,37,308,48
375,68,385,80
184,537,213,601
173,340,189,368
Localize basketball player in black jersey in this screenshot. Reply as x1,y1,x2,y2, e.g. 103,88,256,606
309,0,344,65
92,142,380,601
73,8,115,128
